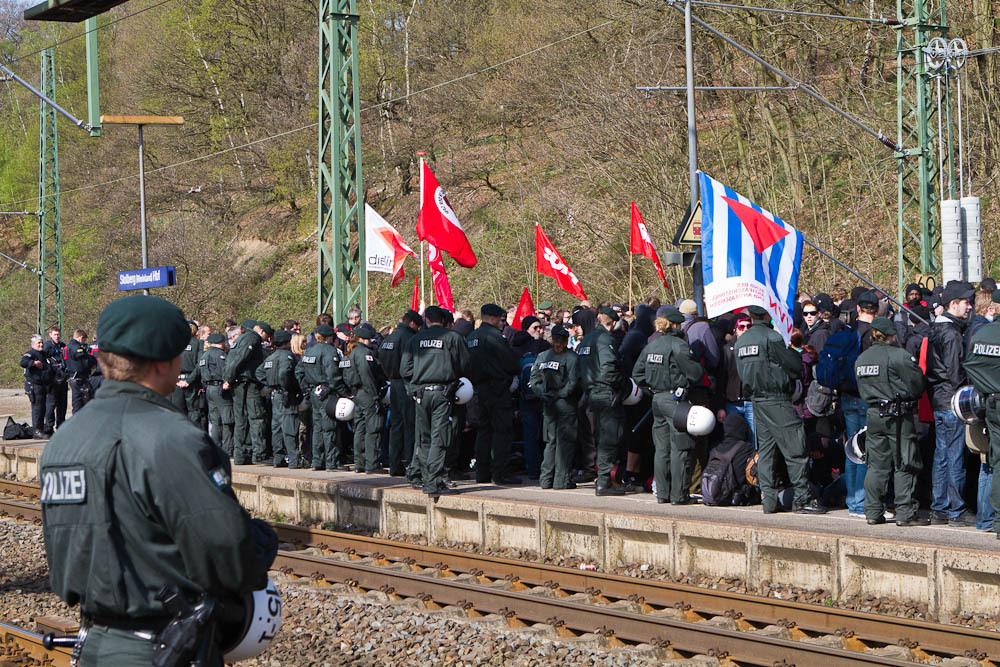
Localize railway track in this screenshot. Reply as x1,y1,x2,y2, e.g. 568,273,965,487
0,621,71,667
2,480,997,665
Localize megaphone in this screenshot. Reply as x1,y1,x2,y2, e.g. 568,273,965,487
952,385,986,424
845,426,868,465
221,578,283,662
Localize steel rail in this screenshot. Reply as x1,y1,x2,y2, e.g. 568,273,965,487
0,479,41,499
273,523,1000,660
0,497,43,522
274,550,918,666
0,622,71,667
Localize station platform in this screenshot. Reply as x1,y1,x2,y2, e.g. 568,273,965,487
4,437,999,624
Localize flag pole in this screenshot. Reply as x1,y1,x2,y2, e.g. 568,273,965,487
628,251,633,313
417,153,426,309
534,222,539,306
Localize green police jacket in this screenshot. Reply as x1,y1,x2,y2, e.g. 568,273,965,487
295,341,345,393
180,336,202,375
224,330,264,383
855,341,925,404
401,325,470,386
578,327,625,395
734,321,800,398
466,323,520,385
347,342,387,396
632,329,704,394
964,320,1000,395
256,347,298,394
529,348,580,400
379,325,414,380
190,346,226,384
40,381,268,619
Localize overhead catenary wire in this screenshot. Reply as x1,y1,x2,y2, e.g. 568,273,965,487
687,0,900,25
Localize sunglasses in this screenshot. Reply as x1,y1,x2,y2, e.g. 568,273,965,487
736,323,750,330
803,310,818,316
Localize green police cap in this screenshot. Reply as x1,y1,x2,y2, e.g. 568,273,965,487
273,329,292,345
857,291,880,308
747,305,769,317
354,323,376,339
256,322,274,336
315,324,336,337
481,303,505,317
240,319,256,331
207,332,225,344
663,307,685,324
870,316,896,336
551,325,569,338
538,301,553,310
599,307,620,322
97,295,190,361
993,289,1000,305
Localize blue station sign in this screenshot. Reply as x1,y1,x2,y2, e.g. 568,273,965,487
117,266,176,291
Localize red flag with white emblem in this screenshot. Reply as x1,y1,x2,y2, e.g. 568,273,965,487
535,223,587,300
427,244,455,311
417,162,477,267
629,202,669,289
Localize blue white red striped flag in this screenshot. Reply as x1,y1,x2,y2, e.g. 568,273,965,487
698,171,802,342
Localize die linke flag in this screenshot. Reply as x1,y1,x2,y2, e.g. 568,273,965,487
535,223,587,300
365,204,416,286
512,287,534,330
630,202,669,289
427,243,455,311
698,171,802,343
417,162,477,267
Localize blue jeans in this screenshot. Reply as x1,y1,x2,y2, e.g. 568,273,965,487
725,400,755,444
841,393,868,514
932,410,968,519
977,462,994,531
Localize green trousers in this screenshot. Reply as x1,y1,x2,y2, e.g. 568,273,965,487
310,391,339,470
414,388,453,494
986,402,1000,533
352,389,383,472
540,397,577,489
863,408,920,522
588,389,623,487
206,385,234,456
475,380,514,481
652,393,696,503
233,382,267,464
388,378,416,477
270,390,302,468
78,625,223,667
752,398,810,512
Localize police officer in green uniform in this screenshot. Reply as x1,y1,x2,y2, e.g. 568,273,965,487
224,320,267,464
735,305,826,514
343,324,386,473
380,310,422,479
39,295,277,666
190,333,234,456
529,326,579,490
467,303,522,484
256,330,302,469
578,307,635,496
401,306,470,498
855,316,927,526
963,288,1000,540
170,321,202,424
632,307,705,505
295,324,347,470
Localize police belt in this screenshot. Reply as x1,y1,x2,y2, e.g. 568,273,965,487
421,384,449,391
203,380,223,386
869,400,917,412
178,374,190,381
85,614,171,637
270,387,286,393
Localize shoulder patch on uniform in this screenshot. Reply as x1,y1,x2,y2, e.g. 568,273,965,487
199,358,207,366
263,361,273,369
468,339,479,348
420,339,443,349
579,346,591,355
302,356,316,364
208,466,231,490
185,344,192,351
381,341,394,350
41,468,87,504
737,345,760,357
339,359,351,368
647,353,663,364
972,343,1000,357
365,354,374,361
856,365,880,377
541,361,560,370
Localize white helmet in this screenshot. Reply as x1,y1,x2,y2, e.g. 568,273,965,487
951,385,986,424
381,385,391,405
622,379,643,406
671,402,716,436
845,426,867,465
509,376,520,393
455,377,474,405
222,578,283,662
325,396,354,421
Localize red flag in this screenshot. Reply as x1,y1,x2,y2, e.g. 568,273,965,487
512,287,534,330
630,202,669,289
427,243,454,311
535,223,587,300
417,162,477,267
411,276,420,312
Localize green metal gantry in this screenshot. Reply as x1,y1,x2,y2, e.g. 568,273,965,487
37,47,62,335
317,0,365,321
895,0,949,296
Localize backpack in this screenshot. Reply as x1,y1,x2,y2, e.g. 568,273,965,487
519,353,540,401
3,416,32,441
805,380,836,417
815,327,862,392
701,438,755,506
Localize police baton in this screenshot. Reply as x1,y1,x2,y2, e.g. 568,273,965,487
632,408,652,433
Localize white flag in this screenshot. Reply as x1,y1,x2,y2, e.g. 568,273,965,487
365,204,415,285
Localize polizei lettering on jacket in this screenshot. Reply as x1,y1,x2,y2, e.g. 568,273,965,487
540,361,560,370
737,345,759,358
972,343,1000,357
646,354,663,364
856,365,880,377
41,468,87,504
420,339,443,349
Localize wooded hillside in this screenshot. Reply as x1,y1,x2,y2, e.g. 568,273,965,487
1,0,999,382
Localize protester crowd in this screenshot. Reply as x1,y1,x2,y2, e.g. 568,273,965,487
17,279,1000,534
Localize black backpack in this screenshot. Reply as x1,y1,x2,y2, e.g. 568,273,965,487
701,438,755,506
3,417,32,440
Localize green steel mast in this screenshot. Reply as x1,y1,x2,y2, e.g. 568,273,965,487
317,0,365,321
37,47,62,335
895,0,948,296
